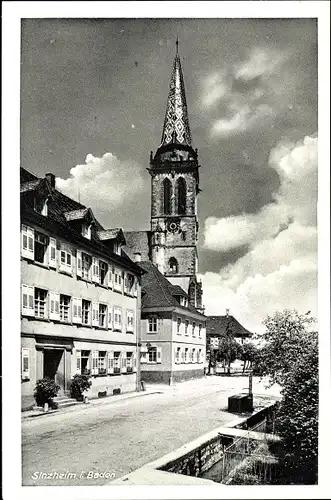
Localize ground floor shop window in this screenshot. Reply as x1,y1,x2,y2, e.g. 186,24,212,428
126,352,133,372
81,350,91,375
113,352,121,374
148,347,157,363
97,351,107,375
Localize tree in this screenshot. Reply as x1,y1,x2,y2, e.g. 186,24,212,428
254,309,318,484
237,342,258,373
217,336,240,373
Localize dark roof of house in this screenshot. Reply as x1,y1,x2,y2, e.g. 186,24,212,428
20,167,142,275
206,315,253,338
138,261,205,319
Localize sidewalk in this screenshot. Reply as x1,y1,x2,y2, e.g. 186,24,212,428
21,387,164,420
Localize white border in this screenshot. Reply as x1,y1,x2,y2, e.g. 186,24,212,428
2,2,330,500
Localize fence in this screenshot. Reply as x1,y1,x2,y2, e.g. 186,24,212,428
220,419,280,484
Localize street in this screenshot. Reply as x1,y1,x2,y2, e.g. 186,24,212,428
22,376,280,486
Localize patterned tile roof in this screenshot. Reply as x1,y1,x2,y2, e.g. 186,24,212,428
64,208,90,222
97,228,126,244
206,315,253,338
160,51,192,148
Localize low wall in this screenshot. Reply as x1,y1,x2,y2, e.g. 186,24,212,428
141,369,204,384
111,401,280,485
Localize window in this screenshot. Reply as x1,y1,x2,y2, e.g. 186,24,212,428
114,268,122,292
148,317,158,333
34,196,48,216
34,288,47,318
81,350,91,375
163,178,172,214
191,348,196,363
82,223,91,239
180,296,187,307
60,294,71,323
175,347,181,364
99,304,107,328
185,320,189,336
169,257,178,274
184,348,188,363
99,261,108,286
148,347,157,363
82,299,91,326
21,348,30,380
177,317,181,334
34,231,49,264
126,273,135,295
97,351,107,375
176,177,186,214
192,322,196,337
126,352,133,373
198,324,202,338
114,307,122,331
60,248,72,273
197,349,202,364
113,352,121,373
127,310,134,333
82,253,92,280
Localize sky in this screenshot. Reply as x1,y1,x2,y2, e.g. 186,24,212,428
20,17,318,332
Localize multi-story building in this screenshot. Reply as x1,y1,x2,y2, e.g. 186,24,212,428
136,259,206,384
124,43,204,313
206,312,253,355
20,167,143,409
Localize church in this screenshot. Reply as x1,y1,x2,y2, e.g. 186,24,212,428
124,43,207,383
124,42,204,314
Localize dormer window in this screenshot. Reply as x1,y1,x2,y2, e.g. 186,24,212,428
34,197,48,216
82,223,91,240
113,242,121,255
180,296,187,307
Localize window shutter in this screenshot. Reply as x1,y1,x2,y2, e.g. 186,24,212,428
21,225,34,260
107,306,112,330
108,351,114,374
76,250,82,277
92,350,98,375
200,349,204,364
121,354,127,373
72,298,82,324
92,302,99,327
92,257,100,283
21,348,30,379
76,350,81,374
157,347,162,364
174,348,178,364
22,285,34,317
49,238,57,268
49,292,60,321
134,277,138,297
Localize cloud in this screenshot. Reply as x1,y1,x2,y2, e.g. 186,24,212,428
56,152,144,220
200,134,317,331
201,46,292,137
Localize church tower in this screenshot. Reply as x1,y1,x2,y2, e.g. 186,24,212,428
148,42,203,312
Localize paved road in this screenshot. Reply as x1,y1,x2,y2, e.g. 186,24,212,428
22,376,279,486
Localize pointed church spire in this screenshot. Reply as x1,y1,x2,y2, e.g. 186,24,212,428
160,42,192,148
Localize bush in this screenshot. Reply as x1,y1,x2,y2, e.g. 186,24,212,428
70,373,92,401
34,377,60,407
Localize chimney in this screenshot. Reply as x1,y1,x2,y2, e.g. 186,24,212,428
133,251,141,263
45,173,56,188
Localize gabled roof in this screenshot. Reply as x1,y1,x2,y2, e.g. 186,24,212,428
138,261,205,318
97,228,126,245
206,315,253,338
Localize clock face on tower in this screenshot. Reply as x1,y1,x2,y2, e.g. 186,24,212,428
166,218,180,233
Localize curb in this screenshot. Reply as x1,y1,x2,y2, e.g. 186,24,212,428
22,390,164,421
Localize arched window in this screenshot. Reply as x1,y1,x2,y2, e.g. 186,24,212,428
163,178,172,214
177,177,186,214
169,257,178,274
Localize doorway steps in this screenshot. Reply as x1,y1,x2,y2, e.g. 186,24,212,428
54,395,82,409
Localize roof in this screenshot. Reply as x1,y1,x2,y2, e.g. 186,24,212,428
20,167,142,275
138,261,204,318
98,228,126,245
160,51,192,148
206,315,253,338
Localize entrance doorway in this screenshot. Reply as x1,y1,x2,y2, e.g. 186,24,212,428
43,349,65,394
